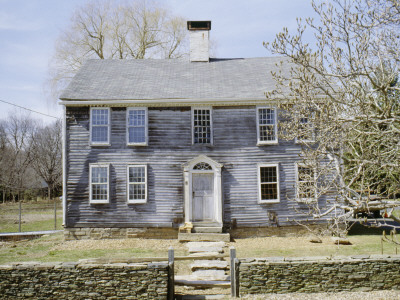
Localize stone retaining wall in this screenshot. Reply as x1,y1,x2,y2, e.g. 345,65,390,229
64,227,177,240
0,260,169,299
239,255,400,295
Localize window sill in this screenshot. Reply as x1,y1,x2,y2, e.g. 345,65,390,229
259,200,280,204
296,199,316,204
257,141,278,146
90,200,109,204
127,200,147,204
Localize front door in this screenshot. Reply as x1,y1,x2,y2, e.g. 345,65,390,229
192,173,214,222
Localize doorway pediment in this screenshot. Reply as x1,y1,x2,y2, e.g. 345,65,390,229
183,155,223,171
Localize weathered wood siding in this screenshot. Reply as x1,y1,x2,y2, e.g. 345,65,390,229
65,106,333,228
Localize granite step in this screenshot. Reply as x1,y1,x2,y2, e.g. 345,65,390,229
179,233,230,242
191,270,229,281
175,278,231,288
188,252,222,258
190,260,229,271
192,227,223,233
186,242,225,248
176,295,228,300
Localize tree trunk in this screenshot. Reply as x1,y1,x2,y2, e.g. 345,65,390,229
48,186,51,201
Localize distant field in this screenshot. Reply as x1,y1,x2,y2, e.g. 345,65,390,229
0,200,63,233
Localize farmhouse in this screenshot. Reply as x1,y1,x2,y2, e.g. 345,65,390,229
59,21,332,240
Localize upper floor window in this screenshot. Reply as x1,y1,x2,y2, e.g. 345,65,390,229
296,113,315,143
257,107,277,145
296,163,316,202
258,163,280,203
90,107,110,145
127,165,147,204
192,108,212,144
89,164,109,204
127,108,148,146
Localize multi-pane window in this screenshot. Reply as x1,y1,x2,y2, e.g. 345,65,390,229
127,165,147,203
258,164,280,203
90,164,109,204
296,164,315,201
296,115,315,142
257,107,277,144
193,108,212,144
127,108,148,145
90,108,110,145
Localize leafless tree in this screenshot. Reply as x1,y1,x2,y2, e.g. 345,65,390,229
30,120,62,200
265,0,400,237
0,113,37,202
48,0,188,99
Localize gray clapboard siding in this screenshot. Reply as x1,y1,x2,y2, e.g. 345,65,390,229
65,106,334,228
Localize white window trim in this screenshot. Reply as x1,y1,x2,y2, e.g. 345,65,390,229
127,164,148,204
257,163,280,204
90,107,111,146
89,164,110,204
191,107,213,145
256,106,278,145
126,107,148,146
295,163,317,203
295,113,316,144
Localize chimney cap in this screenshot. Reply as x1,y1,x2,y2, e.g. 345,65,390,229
187,21,211,31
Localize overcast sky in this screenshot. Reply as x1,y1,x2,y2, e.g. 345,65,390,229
0,0,316,123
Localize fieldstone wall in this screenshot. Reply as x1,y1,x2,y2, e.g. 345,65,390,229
0,260,169,299
64,227,178,240
239,255,400,295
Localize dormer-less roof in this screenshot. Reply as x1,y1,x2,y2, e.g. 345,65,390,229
60,57,290,102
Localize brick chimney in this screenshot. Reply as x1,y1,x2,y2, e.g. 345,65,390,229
187,21,211,62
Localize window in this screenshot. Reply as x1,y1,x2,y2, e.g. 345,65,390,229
192,108,212,144
127,165,147,203
295,114,315,143
127,108,148,146
89,164,109,204
258,164,280,203
257,107,277,144
296,164,316,202
90,108,110,145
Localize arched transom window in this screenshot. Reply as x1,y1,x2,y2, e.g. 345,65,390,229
193,162,212,170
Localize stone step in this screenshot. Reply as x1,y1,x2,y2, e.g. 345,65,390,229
193,227,223,233
179,233,230,242
189,252,222,258
192,270,229,281
187,242,226,248
175,278,231,288
190,260,229,271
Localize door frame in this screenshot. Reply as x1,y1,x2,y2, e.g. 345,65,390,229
183,155,223,225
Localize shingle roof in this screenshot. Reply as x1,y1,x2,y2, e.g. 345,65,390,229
60,57,290,101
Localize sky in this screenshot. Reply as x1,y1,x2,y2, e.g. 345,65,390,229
0,0,317,123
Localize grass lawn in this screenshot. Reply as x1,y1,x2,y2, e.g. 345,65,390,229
0,232,398,265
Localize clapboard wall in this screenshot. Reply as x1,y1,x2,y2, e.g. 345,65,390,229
65,106,332,228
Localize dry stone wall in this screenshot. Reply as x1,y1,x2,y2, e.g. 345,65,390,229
0,261,169,299
239,255,400,295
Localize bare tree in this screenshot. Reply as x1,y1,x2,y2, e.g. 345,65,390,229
0,113,37,202
265,0,400,237
48,0,188,99
30,120,62,200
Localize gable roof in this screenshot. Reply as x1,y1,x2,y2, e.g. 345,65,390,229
60,57,290,101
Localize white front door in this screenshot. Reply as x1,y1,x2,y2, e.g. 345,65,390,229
192,173,214,222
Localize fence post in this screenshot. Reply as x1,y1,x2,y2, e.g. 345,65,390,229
168,247,174,300
230,246,238,298
18,200,22,232
54,198,57,230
